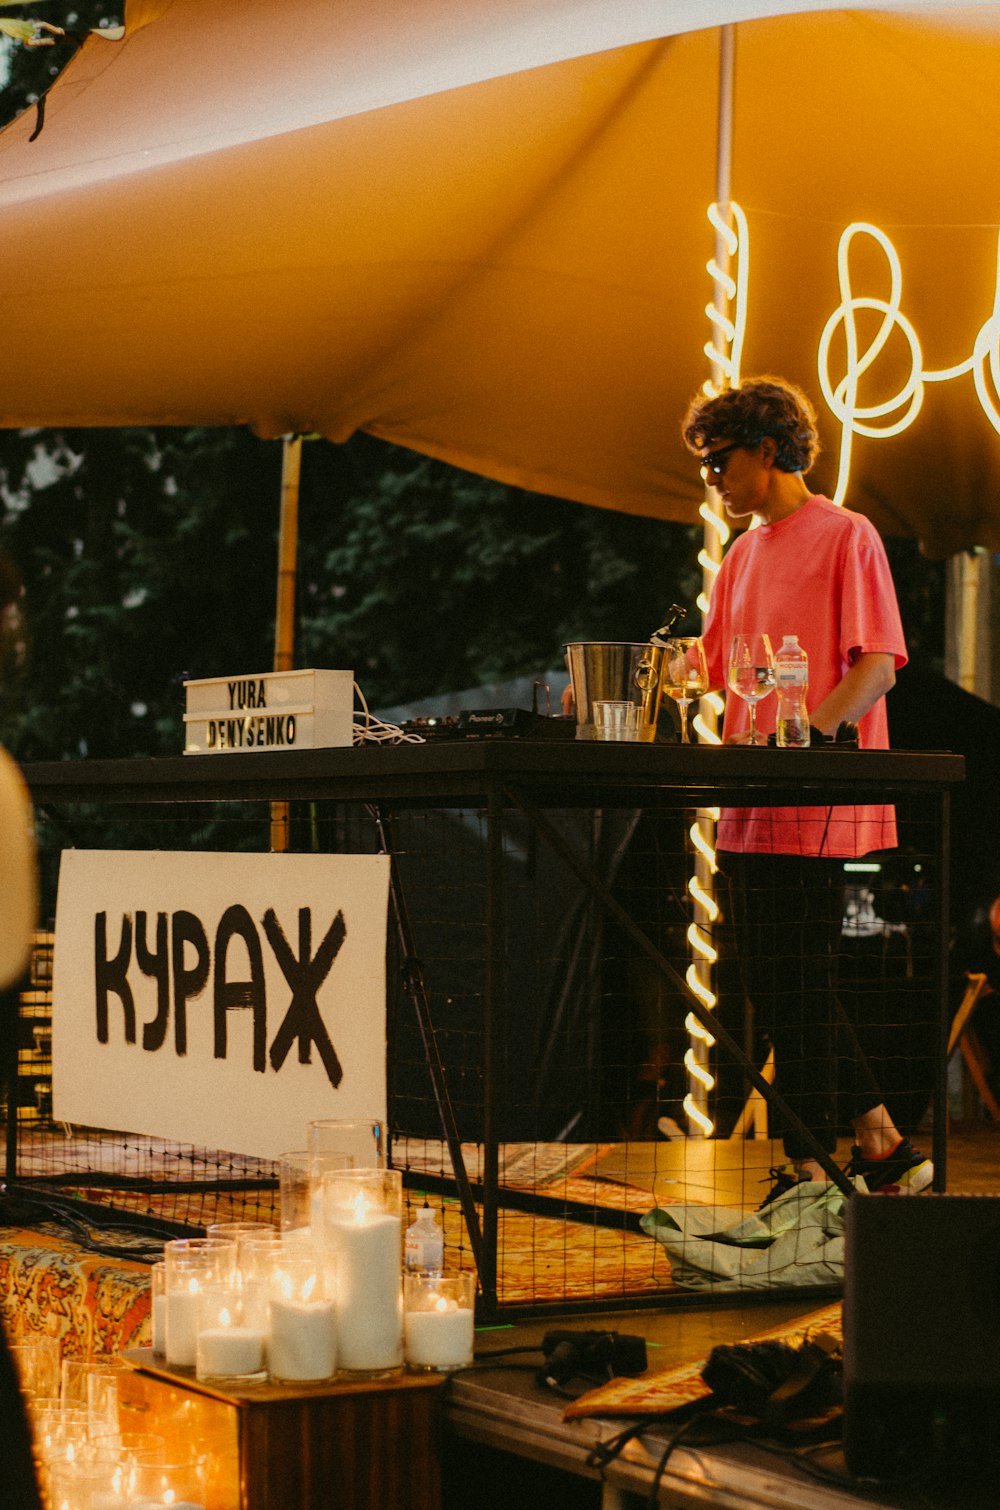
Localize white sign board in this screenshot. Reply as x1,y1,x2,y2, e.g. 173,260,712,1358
183,669,354,754
52,850,390,1161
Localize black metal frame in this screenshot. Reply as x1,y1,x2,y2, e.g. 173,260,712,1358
15,740,963,1318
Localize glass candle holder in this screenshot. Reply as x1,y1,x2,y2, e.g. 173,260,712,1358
46,1454,125,1510
205,1221,278,1265
88,1430,168,1468
267,1247,338,1383
86,1361,127,1440
237,1229,285,1283
195,1286,266,1384
60,1355,127,1413
237,1231,285,1330
403,1272,475,1372
125,1456,207,1509
278,1149,313,1236
307,1148,355,1236
6,1333,59,1400
320,1167,403,1377
31,1403,90,1472
163,1238,236,1368
307,1116,386,1170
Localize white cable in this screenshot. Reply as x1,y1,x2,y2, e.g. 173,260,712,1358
352,681,426,745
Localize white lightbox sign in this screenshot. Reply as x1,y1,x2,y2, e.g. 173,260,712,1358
52,850,390,1161
183,669,354,754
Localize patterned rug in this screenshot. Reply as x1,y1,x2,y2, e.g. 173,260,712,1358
0,1225,152,1359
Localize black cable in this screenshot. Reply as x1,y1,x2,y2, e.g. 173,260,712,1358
472,1344,544,1359
646,1416,704,1508
585,1419,656,1474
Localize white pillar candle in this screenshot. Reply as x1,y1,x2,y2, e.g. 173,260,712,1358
404,1297,474,1370
165,1283,202,1368
268,1296,337,1382
325,1210,403,1372
196,1323,265,1380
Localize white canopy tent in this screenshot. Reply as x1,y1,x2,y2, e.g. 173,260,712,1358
0,1,998,556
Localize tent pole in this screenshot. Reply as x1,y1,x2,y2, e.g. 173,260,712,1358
270,433,302,853
715,25,735,221
274,433,302,675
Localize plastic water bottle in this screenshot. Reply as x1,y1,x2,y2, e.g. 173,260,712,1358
404,1203,444,1272
774,635,810,748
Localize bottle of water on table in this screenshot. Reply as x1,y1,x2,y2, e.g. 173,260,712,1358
774,635,810,748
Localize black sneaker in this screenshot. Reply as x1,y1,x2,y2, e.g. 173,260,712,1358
756,1163,814,1210
846,1137,933,1194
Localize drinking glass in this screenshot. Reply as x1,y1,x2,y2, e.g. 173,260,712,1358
727,632,776,746
661,637,709,744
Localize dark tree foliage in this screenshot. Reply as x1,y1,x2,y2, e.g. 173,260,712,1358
0,3,123,126
296,436,702,710
0,426,285,758
0,417,702,760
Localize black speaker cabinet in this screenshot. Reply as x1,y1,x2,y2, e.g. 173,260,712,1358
844,1194,1000,1484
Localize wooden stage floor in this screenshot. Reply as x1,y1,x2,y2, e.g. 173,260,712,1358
443,1123,1000,1509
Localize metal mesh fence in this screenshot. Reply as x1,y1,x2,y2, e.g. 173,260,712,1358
5,778,947,1315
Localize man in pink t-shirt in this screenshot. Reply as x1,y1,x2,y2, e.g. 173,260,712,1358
682,376,931,1202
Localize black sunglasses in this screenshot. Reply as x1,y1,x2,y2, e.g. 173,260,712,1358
700,441,743,480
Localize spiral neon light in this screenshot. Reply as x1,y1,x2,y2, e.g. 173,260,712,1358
696,500,730,618
689,819,717,873
686,201,749,1137
702,201,749,396
684,1054,715,1091
687,875,719,922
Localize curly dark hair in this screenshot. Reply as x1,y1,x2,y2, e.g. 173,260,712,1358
681,376,821,474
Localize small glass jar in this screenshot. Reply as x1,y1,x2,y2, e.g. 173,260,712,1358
195,1286,266,1383
267,1247,338,1383
320,1168,403,1377
403,1272,475,1372
123,1456,207,1508
163,1238,236,1368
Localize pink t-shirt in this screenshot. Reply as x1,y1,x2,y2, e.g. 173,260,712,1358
701,495,907,857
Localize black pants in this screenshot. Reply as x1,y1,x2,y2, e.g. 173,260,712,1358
724,852,884,1160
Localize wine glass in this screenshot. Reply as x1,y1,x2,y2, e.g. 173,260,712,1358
661,637,709,744
727,632,776,746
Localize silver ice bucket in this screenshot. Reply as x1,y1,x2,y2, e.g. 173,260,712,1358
564,641,665,742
